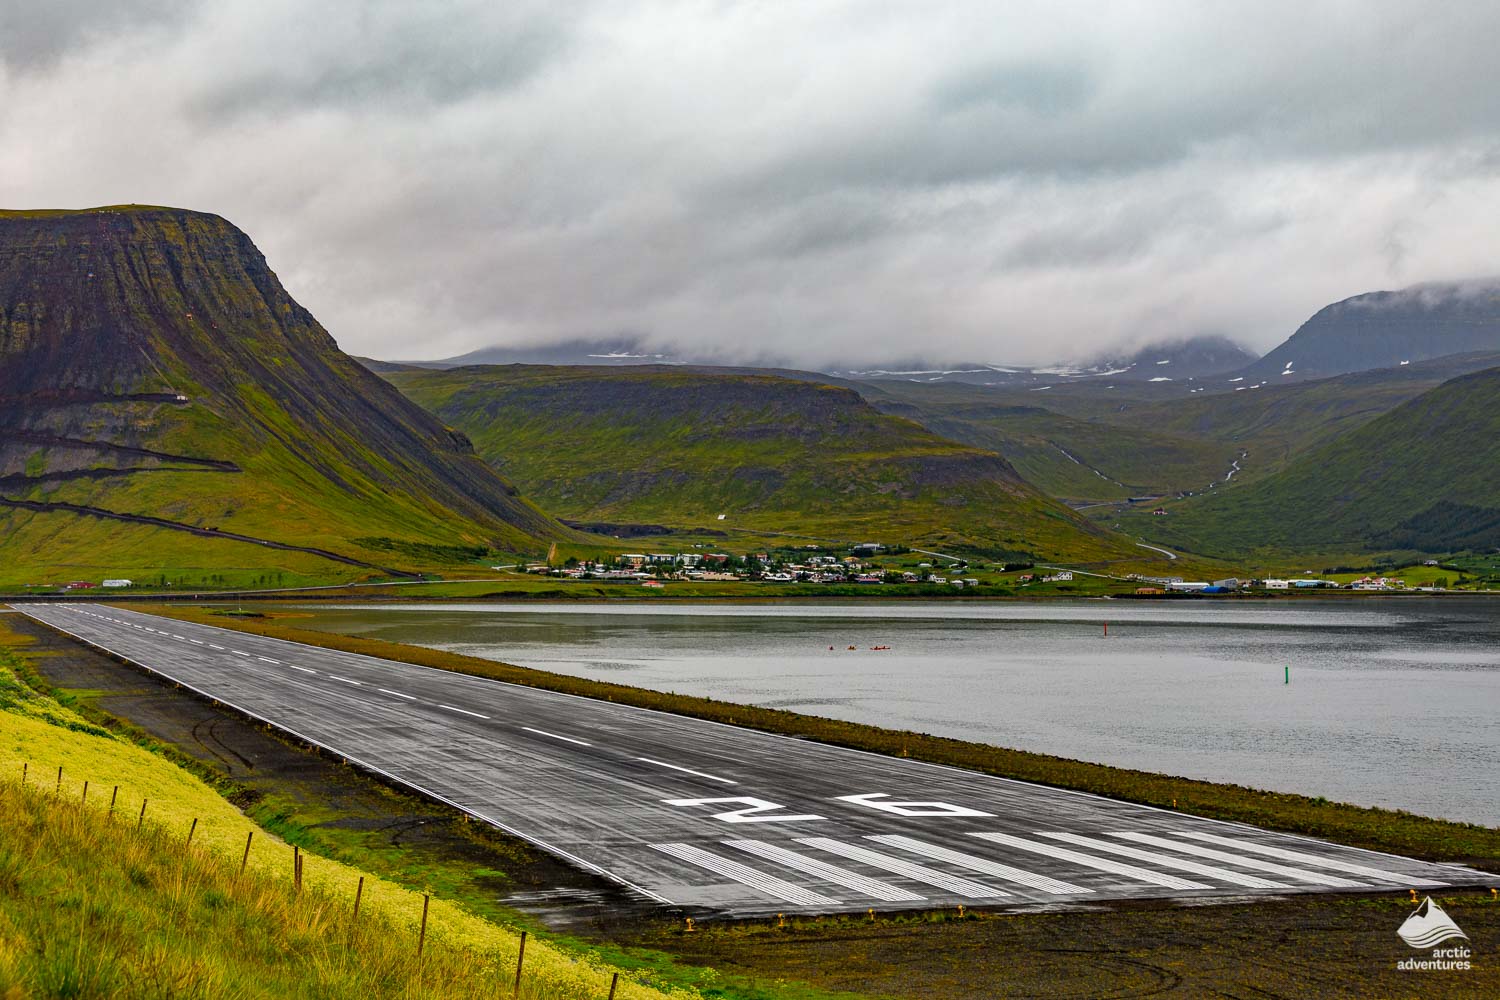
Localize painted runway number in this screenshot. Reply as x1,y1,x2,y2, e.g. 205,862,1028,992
663,797,826,824
837,792,995,818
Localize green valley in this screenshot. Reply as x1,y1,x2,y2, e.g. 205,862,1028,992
1115,365,1500,561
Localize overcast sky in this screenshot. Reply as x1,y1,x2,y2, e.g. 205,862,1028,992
3,1,1498,366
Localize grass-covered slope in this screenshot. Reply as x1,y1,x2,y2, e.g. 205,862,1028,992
0,206,568,586
387,365,1142,562
1130,366,1500,556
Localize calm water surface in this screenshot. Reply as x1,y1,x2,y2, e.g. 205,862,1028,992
264,599,1500,826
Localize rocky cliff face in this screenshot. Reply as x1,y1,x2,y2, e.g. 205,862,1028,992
0,205,563,576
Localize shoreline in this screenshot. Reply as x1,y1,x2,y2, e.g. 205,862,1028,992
133,601,1500,870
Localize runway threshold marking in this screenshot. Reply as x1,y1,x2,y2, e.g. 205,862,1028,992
653,843,839,906
521,726,590,745
1109,833,1367,888
1039,832,1287,889
441,704,490,720
1174,832,1446,886
796,838,1010,898
865,835,1091,894
724,840,926,902
635,757,736,784
969,832,1209,890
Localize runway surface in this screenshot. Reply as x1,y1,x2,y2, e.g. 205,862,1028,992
17,603,1491,918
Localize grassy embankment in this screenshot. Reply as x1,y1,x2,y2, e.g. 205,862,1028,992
0,637,683,1000
149,605,1500,871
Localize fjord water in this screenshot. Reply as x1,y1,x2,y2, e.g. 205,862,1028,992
278,599,1500,827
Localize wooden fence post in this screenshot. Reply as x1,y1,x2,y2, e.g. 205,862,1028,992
608,971,619,999
108,786,119,817
20,762,26,786
417,894,431,958
186,818,198,849
81,781,88,806
293,846,302,893
240,831,254,877
137,799,148,832
56,765,63,795
512,930,527,998
353,876,364,920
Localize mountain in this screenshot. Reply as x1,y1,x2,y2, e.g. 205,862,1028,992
827,335,1255,387
383,364,1151,564
0,206,565,587
1086,335,1258,381
418,337,689,369
1237,280,1500,383
857,350,1500,502
1130,365,1500,556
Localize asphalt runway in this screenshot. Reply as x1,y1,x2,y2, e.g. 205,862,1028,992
17,603,1491,918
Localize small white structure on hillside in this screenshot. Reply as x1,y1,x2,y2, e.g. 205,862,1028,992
102,579,133,588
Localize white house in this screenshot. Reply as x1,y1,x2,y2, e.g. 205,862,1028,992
101,579,133,588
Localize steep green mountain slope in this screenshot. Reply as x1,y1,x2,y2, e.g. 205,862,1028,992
1127,366,1500,557
386,365,1147,564
0,206,565,586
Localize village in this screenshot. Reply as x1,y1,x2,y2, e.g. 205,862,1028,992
523,545,991,589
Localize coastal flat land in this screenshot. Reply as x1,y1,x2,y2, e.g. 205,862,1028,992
17,603,1488,921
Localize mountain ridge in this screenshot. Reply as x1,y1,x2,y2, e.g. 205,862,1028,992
0,205,567,585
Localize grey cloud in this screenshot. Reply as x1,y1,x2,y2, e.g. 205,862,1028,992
3,1,1500,368
187,3,573,119
0,0,198,71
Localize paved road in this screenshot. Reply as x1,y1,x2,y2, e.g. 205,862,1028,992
17,603,1490,918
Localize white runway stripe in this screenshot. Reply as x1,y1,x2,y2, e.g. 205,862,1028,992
796,838,1010,898
969,832,1208,890
725,840,926,902
1110,833,1367,887
653,843,837,906
1175,832,1446,886
866,835,1091,894
1039,832,1287,889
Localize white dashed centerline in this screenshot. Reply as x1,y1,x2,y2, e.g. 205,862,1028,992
522,726,590,746
330,675,362,687
441,704,490,720
378,688,417,701
636,757,736,784
257,657,280,664
289,665,316,674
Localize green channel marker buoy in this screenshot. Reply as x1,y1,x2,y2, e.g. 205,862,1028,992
1285,665,1289,684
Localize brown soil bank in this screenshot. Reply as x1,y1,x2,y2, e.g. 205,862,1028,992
636,892,1499,998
